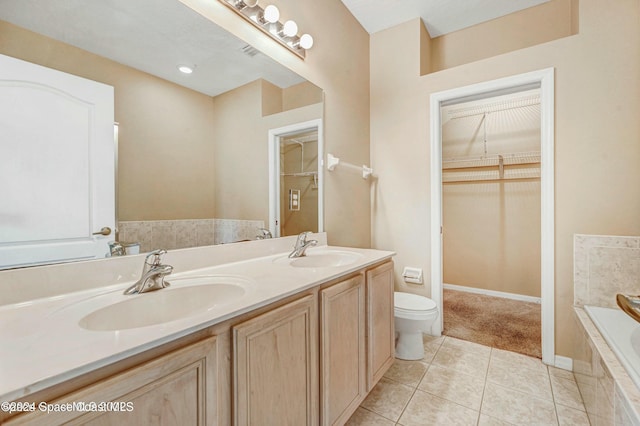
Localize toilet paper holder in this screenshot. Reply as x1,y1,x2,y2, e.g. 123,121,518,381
402,267,423,284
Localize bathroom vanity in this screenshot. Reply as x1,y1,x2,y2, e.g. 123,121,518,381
0,234,395,425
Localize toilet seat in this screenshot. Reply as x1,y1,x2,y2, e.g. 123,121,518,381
394,292,437,312
394,292,437,320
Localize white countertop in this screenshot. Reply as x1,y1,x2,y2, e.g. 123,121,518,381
0,242,394,402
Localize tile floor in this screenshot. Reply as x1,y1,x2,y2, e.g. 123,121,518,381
346,335,590,426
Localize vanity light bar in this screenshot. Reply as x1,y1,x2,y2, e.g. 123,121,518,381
219,0,313,59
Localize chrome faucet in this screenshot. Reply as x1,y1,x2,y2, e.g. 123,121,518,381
123,249,173,295
108,241,126,257
288,231,318,258
256,228,273,239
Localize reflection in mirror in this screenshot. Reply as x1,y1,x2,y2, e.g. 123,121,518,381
0,0,323,267
280,130,319,236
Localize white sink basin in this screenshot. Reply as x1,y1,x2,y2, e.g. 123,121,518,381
275,249,364,268
79,276,251,331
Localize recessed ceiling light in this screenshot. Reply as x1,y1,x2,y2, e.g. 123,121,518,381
177,65,194,74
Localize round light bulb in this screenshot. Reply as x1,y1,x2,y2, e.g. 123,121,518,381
263,5,280,23
177,65,193,74
282,20,298,37
299,33,314,49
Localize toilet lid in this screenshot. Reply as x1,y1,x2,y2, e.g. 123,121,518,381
394,292,436,311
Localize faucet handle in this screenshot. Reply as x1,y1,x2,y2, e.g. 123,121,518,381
145,249,167,266
299,231,312,240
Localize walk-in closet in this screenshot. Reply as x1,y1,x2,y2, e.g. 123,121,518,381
441,88,542,358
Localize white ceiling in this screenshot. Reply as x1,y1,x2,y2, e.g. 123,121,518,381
0,0,552,96
339,0,550,36
0,0,305,97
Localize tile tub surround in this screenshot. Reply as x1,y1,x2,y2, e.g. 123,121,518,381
118,218,265,252
347,336,589,425
574,234,640,308
574,307,640,424
0,233,396,401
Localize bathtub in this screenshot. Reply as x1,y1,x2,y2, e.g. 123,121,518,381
584,305,640,389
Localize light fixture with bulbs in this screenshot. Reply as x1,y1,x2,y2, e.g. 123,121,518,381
219,0,314,58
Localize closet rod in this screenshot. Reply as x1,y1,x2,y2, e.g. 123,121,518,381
281,171,317,177
443,167,540,183
443,176,540,184
442,151,541,170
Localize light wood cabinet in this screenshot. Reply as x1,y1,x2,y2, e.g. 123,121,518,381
233,293,318,426
320,274,366,426
7,337,220,426
366,261,395,390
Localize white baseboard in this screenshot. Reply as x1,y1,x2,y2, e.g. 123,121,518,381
554,355,573,371
443,283,541,304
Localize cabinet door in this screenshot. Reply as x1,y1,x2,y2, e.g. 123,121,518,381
366,261,395,391
320,274,365,426
233,294,318,426
7,337,219,426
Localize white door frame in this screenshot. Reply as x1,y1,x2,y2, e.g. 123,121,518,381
429,68,555,365
268,119,324,237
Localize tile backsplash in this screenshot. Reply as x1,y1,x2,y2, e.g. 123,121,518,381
118,218,265,253
574,234,640,308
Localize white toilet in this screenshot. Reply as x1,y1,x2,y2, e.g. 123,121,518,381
394,292,439,360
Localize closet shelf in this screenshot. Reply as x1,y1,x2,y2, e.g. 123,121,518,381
442,151,540,170
442,151,541,183
443,168,540,183
281,171,318,177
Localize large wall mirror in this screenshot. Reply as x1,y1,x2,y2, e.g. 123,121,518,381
0,0,324,267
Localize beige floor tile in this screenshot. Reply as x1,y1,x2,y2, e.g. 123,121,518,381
423,334,445,346
443,336,492,356
431,344,490,379
361,377,414,422
482,382,558,425
384,359,428,388
487,357,553,400
418,364,485,410
551,376,585,410
398,389,479,426
423,334,444,362
556,404,590,426
345,407,395,426
490,348,547,373
478,414,516,426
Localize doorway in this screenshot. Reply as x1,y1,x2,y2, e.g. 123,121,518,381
268,119,324,237
429,69,556,365
441,88,542,358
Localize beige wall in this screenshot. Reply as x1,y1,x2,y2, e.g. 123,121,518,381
283,81,324,112
371,0,640,358
211,79,322,222
429,0,578,72
180,0,371,248
0,20,217,221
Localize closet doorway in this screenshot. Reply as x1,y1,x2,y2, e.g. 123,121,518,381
441,88,542,358
429,69,556,366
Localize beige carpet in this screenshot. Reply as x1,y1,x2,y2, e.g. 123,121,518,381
443,289,542,358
